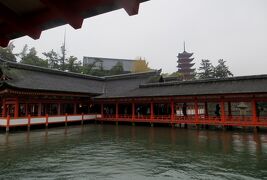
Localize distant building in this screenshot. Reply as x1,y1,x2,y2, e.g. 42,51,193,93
177,43,195,80
83,56,135,72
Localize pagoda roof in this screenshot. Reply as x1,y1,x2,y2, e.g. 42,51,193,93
0,0,149,46
177,63,195,68
177,58,194,63
178,51,194,58
178,68,196,73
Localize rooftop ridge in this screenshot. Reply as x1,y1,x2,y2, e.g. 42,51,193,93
140,74,267,88
83,56,135,62
0,58,105,81
104,70,161,80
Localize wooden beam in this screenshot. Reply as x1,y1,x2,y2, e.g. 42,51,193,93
40,0,84,29
0,2,42,40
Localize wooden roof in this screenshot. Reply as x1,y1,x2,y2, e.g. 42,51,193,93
0,0,149,46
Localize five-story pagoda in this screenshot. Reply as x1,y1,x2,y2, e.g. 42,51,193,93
177,42,195,80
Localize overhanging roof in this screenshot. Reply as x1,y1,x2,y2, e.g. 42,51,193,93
0,0,149,47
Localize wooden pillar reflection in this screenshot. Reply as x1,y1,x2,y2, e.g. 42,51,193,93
252,99,257,124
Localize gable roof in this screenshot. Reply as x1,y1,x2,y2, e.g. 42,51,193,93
0,59,104,95
0,59,159,96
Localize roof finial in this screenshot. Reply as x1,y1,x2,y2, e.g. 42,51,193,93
183,41,186,52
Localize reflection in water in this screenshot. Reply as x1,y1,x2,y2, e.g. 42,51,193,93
0,125,267,179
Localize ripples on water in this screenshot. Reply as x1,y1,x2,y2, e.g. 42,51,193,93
0,125,266,180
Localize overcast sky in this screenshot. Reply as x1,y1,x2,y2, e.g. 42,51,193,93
12,0,267,76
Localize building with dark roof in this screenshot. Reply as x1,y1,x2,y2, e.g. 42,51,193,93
83,56,136,72
0,58,267,131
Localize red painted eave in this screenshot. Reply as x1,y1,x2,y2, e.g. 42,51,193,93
0,0,150,47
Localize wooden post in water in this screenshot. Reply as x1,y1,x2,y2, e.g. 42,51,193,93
27,114,31,131
65,113,68,126
45,114,49,128
81,113,84,125
6,115,10,133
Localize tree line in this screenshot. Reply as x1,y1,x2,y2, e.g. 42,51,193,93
163,59,233,80
0,43,130,76
0,42,233,79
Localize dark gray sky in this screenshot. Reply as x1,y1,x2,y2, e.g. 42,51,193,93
13,0,267,76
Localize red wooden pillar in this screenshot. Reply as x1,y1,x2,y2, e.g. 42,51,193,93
252,99,257,125
25,103,28,115
228,102,232,116
220,98,226,123
74,103,77,114
132,101,135,121
57,103,61,116
171,99,174,123
38,103,42,116
204,101,208,118
101,103,104,118
27,114,31,130
2,98,6,117
116,102,119,119
150,101,154,120
14,97,19,118
194,98,199,123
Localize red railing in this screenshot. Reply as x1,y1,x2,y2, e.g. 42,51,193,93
97,114,267,127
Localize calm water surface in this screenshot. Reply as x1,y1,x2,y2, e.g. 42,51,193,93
0,125,267,180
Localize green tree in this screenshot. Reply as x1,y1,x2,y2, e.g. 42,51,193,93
43,49,60,69
0,42,17,62
214,59,233,78
81,59,102,75
65,56,81,73
198,59,215,79
109,61,124,75
20,47,48,67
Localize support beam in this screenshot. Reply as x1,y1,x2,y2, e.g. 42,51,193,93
204,101,208,117
38,103,42,116
101,103,104,118
2,98,6,117
116,102,119,119
150,101,154,120
194,98,199,123
171,99,174,123
57,103,61,116
132,101,135,121
220,98,226,123
228,102,232,116
14,97,19,118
